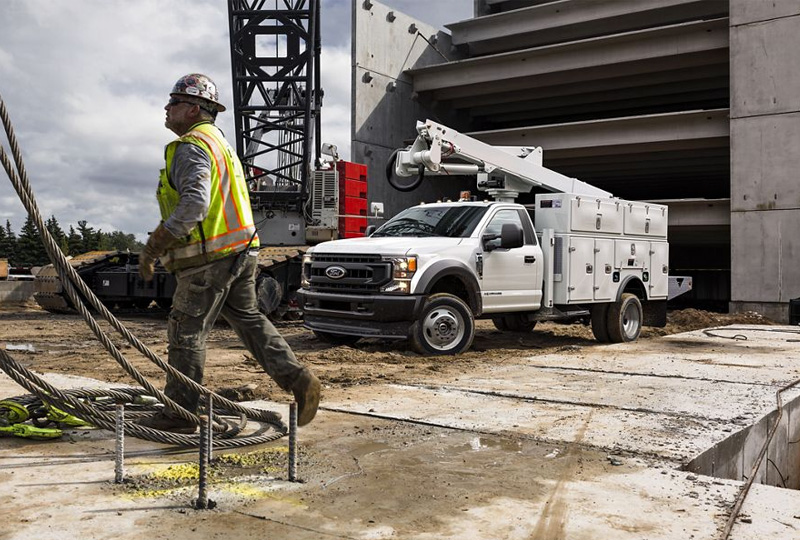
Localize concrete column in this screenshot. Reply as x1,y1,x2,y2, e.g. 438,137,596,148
729,0,800,321
352,0,465,222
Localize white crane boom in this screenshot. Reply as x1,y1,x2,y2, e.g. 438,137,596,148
394,119,612,201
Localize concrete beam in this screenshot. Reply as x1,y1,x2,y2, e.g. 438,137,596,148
476,89,728,128
471,109,730,158
410,19,729,99
656,198,731,228
451,0,729,55
479,0,552,14
467,76,729,120
450,64,729,109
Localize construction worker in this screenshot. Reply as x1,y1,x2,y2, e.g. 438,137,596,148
137,73,320,433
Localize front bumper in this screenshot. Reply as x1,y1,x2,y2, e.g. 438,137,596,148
297,289,424,339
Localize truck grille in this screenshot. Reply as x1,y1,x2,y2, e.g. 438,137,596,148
306,254,391,293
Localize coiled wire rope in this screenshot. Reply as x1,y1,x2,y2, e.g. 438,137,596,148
0,92,287,448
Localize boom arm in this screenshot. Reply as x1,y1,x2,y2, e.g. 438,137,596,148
393,119,611,201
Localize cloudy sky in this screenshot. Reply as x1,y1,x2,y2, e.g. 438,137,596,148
0,0,472,241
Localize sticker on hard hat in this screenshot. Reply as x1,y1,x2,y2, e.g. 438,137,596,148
186,87,199,95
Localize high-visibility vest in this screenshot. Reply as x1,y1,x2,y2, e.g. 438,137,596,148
156,122,259,272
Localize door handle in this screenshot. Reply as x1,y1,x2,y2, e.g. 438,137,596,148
524,256,536,263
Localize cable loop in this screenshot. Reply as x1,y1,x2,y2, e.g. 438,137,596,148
0,92,286,447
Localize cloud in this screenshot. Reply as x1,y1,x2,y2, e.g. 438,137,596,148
0,0,472,242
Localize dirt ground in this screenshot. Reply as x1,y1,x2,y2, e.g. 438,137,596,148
0,302,776,405
0,303,776,404
0,302,790,540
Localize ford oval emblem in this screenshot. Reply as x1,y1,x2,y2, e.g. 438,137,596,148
325,265,347,280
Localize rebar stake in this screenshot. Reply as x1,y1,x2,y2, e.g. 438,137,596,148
114,402,124,484
196,414,210,509
206,394,213,463
288,402,298,482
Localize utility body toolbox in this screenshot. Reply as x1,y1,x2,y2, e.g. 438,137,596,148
534,193,669,305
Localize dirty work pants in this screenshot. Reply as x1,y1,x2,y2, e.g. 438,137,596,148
164,251,305,413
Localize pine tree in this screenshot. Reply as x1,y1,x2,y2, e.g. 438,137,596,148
67,226,83,255
77,220,100,252
16,215,48,266
100,230,145,252
0,220,18,264
45,215,68,254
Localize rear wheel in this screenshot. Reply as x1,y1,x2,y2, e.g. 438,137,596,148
411,293,475,355
491,316,509,331
606,293,643,343
312,330,361,347
591,303,611,343
492,314,536,332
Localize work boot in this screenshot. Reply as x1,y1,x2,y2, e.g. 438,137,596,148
291,369,321,427
136,410,196,434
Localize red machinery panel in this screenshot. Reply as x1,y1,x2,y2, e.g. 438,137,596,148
340,196,368,216
339,217,367,238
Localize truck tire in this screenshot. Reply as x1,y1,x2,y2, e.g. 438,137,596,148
492,314,536,333
590,304,611,343
606,293,642,343
312,330,362,347
491,316,509,331
256,274,283,316
411,293,475,355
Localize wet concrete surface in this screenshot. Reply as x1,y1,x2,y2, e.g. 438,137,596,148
2,326,800,539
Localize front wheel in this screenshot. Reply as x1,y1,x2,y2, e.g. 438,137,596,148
606,293,643,343
411,294,475,355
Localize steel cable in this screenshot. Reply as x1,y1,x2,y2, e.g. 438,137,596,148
0,92,287,447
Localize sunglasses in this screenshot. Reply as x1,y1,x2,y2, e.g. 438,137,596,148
167,97,196,107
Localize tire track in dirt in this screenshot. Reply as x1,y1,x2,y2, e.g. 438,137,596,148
529,409,595,540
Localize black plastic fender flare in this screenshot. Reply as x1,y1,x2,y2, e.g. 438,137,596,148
415,260,483,315
616,275,647,301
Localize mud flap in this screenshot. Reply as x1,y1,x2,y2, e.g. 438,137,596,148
643,300,667,327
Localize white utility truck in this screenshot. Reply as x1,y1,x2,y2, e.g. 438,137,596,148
297,120,670,355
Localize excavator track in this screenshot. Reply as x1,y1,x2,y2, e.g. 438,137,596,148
33,251,119,313
33,247,309,316
256,246,307,269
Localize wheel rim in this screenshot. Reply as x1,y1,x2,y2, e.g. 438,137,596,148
622,301,641,339
422,307,465,351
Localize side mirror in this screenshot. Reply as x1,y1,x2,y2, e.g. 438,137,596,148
500,222,524,249
365,225,377,236
482,223,524,251
481,231,500,251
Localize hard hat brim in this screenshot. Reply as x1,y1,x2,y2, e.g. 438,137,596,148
170,93,226,113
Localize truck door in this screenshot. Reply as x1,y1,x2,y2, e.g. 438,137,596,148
480,208,543,311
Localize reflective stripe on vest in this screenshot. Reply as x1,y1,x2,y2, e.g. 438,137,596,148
157,122,259,272
190,129,245,232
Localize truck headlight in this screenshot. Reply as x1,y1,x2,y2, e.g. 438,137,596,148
301,254,312,288
382,256,416,294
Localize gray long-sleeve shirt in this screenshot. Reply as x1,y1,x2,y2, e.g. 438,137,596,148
162,142,212,238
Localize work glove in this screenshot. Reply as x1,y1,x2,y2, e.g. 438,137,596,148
139,223,178,281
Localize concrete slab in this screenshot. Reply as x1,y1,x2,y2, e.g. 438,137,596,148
449,0,728,56
3,326,800,539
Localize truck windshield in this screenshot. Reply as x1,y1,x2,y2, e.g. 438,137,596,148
371,206,488,238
